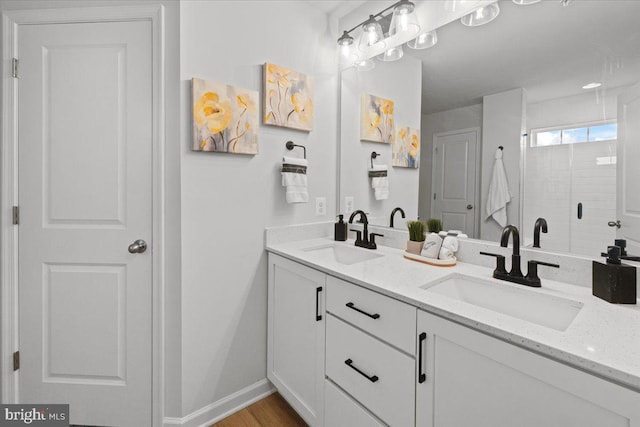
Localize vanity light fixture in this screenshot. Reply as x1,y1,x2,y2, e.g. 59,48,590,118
389,0,421,37
512,0,541,5
337,31,356,65
460,2,500,27
337,0,420,69
358,15,385,52
355,59,376,71
582,82,602,89
377,45,404,62
407,29,438,50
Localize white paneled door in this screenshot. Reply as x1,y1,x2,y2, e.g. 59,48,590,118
432,129,479,237
17,21,153,426
617,82,640,256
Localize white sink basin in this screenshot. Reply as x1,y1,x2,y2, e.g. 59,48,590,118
303,243,383,265
422,274,583,331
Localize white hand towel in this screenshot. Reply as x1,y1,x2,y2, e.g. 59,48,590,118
485,148,511,227
421,233,443,259
282,156,308,204
283,156,308,167
439,236,459,260
370,164,389,200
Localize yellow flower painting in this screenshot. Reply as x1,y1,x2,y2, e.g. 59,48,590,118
192,78,258,154
263,63,314,131
360,94,394,144
393,126,420,168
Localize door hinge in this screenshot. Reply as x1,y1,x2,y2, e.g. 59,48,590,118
13,351,19,371
12,58,18,78
12,206,19,225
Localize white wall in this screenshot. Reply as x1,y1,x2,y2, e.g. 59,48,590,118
419,103,483,223
480,89,525,242
339,58,422,226
179,0,337,417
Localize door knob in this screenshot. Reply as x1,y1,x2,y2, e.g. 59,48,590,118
128,239,148,254
467,204,473,210
608,220,621,229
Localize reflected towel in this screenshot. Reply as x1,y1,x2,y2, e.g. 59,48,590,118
485,148,511,227
370,164,389,200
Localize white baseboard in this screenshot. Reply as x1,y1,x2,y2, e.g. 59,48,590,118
163,379,275,427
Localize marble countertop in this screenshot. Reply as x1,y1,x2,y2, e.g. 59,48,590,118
266,237,640,392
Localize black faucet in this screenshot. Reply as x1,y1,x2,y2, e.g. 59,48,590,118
533,218,547,248
389,207,405,228
481,224,559,287
501,225,523,277
348,210,383,249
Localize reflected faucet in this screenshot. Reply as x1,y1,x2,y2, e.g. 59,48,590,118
390,207,405,228
500,225,523,277
533,218,548,248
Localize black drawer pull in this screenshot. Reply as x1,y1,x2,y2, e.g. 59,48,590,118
345,358,378,383
315,287,322,321
345,302,380,319
418,332,427,383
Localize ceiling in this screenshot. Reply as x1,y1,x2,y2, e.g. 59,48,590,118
403,0,640,114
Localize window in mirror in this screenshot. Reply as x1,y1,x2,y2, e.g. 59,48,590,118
532,121,617,147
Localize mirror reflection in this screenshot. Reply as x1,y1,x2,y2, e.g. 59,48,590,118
339,0,640,258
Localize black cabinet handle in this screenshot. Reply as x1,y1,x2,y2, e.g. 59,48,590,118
345,358,378,383
418,332,427,383
315,287,322,321
577,202,583,219
345,302,380,319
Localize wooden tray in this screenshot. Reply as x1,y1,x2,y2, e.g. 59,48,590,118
403,251,457,267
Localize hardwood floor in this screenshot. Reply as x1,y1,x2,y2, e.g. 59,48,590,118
211,393,308,427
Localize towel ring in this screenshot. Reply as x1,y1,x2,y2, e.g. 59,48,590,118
286,141,306,159
371,152,380,168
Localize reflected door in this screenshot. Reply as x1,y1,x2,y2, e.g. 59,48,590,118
617,82,640,256
432,129,479,237
18,20,153,426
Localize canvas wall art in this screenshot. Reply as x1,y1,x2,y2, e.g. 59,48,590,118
192,78,259,154
392,126,420,168
360,94,394,144
263,63,314,131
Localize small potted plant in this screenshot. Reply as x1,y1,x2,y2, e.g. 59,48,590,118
427,218,443,234
406,220,426,254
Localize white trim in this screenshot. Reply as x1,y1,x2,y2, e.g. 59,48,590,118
163,379,276,427
430,127,482,238
0,5,166,426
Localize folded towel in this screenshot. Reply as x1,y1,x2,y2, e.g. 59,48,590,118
369,165,389,200
283,156,308,167
282,172,307,187
282,156,308,204
421,233,443,259
438,230,468,239
486,148,511,227
439,236,458,260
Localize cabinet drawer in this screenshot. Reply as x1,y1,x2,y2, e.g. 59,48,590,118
326,315,415,427
327,275,416,353
325,380,384,427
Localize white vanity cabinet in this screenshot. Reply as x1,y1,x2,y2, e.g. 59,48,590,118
416,310,640,427
267,254,326,426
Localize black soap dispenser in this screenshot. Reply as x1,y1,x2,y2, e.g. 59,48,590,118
335,215,347,241
592,245,637,304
